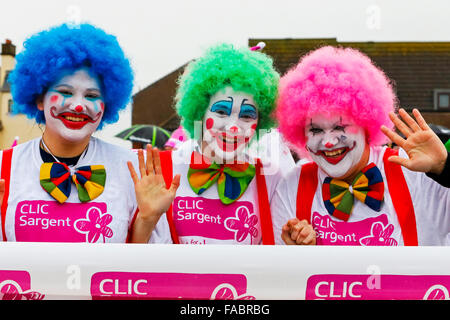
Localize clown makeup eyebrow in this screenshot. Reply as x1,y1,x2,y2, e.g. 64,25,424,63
53,84,73,92
308,119,323,134
308,118,348,131
55,84,72,89
239,99,257,119
53,84,100,92
309,119,324,128
86,88,101,92
210,97,233,116
333,117,348,132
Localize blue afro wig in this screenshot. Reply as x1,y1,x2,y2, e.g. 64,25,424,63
9,23,134,130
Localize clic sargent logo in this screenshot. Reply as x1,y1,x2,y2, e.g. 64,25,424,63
15,200,111,243
306,274,450,300
90,272,252,300
0,271,44,300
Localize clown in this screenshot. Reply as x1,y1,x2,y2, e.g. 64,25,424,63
273,46,449,246
0,23,163,243
128,43,291,245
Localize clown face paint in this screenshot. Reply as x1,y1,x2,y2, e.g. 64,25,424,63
202,87,258,163
305,115,367,179
39,68,104,143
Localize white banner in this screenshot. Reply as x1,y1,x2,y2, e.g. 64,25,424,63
0,243,449,300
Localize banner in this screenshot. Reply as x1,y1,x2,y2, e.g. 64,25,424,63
0,243,449,300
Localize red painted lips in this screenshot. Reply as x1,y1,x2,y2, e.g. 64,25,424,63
51,107,101,130
313,142,356,165
211,131,250,152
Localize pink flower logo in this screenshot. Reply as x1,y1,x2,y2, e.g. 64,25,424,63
423,285,450,300
210,284,255,300
74,207,114,243
225,206,258,243
0,281,44,300
360,222,398,246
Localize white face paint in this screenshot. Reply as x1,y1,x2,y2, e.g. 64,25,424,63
40,68,104,143
202,86,258,163
305,115,366,178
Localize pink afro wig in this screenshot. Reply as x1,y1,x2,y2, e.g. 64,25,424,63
276,46,397,157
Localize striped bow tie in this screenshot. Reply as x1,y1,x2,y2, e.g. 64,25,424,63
187,151,255,204
40,162,106,204
322,163,384,221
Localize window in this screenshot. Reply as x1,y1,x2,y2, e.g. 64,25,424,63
8,99,13,113
434,89,450,110
438,94,449,108
1,71,11,91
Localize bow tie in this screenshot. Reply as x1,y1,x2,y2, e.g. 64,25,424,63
187,151,255,204
322,163,384,221
40,162,106,204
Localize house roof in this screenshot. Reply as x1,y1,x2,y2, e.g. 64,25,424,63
249,38,450,111
131,39,450,132
132,64,187,131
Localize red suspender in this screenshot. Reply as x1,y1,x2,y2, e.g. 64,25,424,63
255,159,275,245
1,148,13,241
159,151,274,245
296,162,319,224
159,150,180,244
295,150,418,246
126,208,139,243
383,148,418,246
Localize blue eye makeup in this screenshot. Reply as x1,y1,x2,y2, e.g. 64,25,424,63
85,96,101,102
50,89,72,98
85,88,102,100
210,99,233,116
239,103,257,120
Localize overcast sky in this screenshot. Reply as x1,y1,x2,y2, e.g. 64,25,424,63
1,0,449,144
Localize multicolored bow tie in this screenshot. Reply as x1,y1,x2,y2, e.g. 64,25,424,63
40,162,106,204
322,163,384,221
187,151,255,204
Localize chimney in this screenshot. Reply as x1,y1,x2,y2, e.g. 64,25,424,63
1,39,16,57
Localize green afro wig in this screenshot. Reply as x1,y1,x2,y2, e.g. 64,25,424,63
175,43,280,138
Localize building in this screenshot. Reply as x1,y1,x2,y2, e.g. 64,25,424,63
131,38,450,133
250,38,450,128
132,65,187,133
0,39,42,149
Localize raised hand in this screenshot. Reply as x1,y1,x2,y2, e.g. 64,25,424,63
281,218,316,245
381,108,448,175
127,145,180,242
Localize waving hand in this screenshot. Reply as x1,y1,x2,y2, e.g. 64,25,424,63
381,108,447,175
